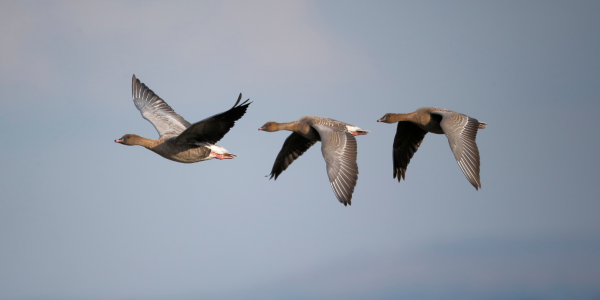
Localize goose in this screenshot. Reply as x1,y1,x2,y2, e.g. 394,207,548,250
259,116,369,206
115,75,251,163
377,107,486,189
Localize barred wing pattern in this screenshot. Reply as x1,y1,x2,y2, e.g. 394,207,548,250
312,125,359,206
176,94,251,145
132,75,191,137
435,110,482,190
392,122,427,181
269,133,317,180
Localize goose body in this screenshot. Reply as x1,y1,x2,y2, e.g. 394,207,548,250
377,107,487,189
115,75,251,163
259,116,369,206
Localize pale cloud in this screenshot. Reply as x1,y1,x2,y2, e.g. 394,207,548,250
0,2,64,93
219,1,337,72
0,1,372,104
286,238,600,295
59,0,364,73
0,2,32,70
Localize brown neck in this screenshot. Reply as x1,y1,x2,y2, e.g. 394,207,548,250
273,121,299,132
130,135,160,148
388,112,417,123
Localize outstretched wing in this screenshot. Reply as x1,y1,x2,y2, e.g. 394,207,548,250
269,132,317,180
132,75,191,137
392,121,428,181
176,94,251,144
435,111,482,190
312,125,359,206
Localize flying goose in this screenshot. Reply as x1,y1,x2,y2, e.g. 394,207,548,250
115,75,251,163
377,107,486,189
259,116,369,206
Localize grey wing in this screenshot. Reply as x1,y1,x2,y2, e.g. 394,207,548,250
312,125,359,206
435,111,482,190
132,75,191,137
269,132,317,180
392,121,428,182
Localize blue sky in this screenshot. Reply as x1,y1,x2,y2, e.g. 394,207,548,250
1,1,599,299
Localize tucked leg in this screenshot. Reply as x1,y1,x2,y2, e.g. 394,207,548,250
211,152,234,160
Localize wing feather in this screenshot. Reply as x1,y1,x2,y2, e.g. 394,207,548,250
436,111,482,189
269,133,317,180
392,122,427,182
132,75,190,137
176,94,251,144
312,125,358,206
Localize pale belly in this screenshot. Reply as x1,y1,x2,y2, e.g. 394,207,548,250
151,141,235,163
155,146,213,164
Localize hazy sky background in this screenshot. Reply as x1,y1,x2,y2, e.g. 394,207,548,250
1,1,599,299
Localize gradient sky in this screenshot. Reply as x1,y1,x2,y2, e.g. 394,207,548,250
1,1,599,300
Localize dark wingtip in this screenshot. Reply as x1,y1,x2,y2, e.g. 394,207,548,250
468,178,481,190
339,197,352,206
394,168,405,182
394,171,405,182
232,93,252,109
232,93,242,108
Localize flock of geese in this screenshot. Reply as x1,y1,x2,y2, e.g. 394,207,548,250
116,75,487,206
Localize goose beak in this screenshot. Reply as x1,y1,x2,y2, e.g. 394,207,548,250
377,119,382,122
115,139,123,143
258,126,264,131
